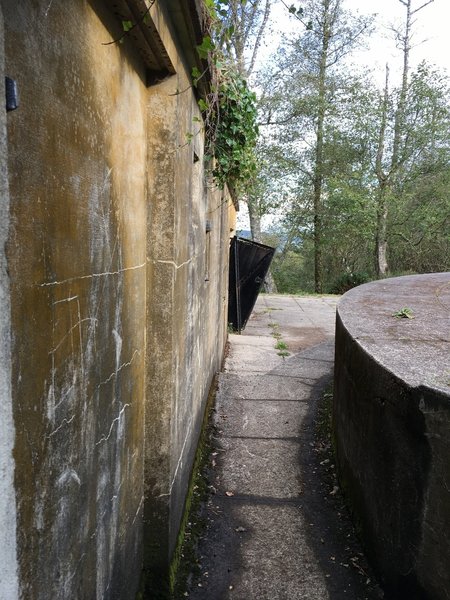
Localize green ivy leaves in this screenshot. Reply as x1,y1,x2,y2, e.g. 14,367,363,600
392,307,415,319
190,1,259,194
211,74,258,192
196,36,214,59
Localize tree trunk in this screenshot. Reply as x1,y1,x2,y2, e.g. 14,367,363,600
374,65,390,277
248,198,262,241
374,0,433,276
375,184,389,277
312,0,331,294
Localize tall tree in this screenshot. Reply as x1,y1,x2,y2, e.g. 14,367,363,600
261,0,372,292
373,0,434,276
217,0,279,291
242,0,449,293
219,0,271,77
385,62,450,273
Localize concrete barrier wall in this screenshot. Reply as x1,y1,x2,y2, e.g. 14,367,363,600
0,6,19,599
144,56,231,590
333,273,450,599
1,1,233,597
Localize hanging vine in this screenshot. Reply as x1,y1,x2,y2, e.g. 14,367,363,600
193,0,259,195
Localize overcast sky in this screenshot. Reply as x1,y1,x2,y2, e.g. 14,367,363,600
344,0,450,77
259,0,450,83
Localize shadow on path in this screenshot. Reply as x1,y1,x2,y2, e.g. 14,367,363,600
182,298,383,600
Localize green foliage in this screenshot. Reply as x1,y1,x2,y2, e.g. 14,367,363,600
210,73,258,193
190,2,259,194
196,35,214,59
392,307,414,319
275,339,288,350
272,249,309,294
327,272,370,295
121,20,133,32
274,336,289,357
254,23,450,287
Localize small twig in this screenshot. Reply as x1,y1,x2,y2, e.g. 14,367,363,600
102,0,156,46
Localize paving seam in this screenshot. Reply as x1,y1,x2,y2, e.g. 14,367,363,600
223,372,331,380
219,397,317,403
218,434,311,441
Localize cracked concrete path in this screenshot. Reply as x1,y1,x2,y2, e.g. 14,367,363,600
185,294,383,600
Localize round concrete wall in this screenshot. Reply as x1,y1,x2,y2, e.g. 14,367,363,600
333,273,450,600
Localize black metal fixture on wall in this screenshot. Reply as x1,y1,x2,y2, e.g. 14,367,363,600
5,77,19,112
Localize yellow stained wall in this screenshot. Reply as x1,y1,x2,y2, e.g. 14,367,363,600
2,0,234,597
143,4,232,587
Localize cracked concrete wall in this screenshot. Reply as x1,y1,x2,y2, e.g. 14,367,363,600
4,1,147,597
144,4,231,589
0,5,19,599
2,0,232,597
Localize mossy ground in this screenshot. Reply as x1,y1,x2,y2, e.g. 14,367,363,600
170,381,219,599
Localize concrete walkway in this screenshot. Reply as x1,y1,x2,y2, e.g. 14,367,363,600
186,294,383,600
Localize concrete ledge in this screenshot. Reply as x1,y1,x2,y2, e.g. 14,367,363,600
333,273,450,599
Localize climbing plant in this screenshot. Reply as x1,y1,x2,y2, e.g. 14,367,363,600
208,72,258,193
193,0,259,194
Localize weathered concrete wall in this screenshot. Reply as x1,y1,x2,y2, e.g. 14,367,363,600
4,1,148,597
2,0,233,597
0,5,19,598
143,4,231,589
333,273,450,599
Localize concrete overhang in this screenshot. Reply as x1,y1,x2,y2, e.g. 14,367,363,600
110,0,210,91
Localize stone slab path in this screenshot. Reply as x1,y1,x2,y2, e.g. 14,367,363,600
185,295,383,600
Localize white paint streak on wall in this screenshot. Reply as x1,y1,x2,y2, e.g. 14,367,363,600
48,317,98,355
157,418,193,499
131,494,144,526
48,414,76,438
155,257,195,270
95,404,130,446
44,0,54,17
76,297,85,381
96,515,107,599
57,468,81,487
38,261,147,287
0,7,19,597
96,350,139,390
53,295,79,305
112,329,122,374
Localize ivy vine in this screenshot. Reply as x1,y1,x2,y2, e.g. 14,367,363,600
193,1,259,195
208,72,258,194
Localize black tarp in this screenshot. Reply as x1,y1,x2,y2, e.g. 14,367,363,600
228,236,275,332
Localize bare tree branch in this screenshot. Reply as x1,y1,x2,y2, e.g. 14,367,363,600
247,0,271,75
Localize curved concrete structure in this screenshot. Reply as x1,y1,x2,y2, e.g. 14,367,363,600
333,273,450,600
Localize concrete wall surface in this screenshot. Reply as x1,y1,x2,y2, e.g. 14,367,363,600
1,0,233,597
333,273,450,599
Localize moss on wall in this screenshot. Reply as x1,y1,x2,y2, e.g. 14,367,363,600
3,1,234,598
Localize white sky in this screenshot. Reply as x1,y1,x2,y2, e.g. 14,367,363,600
344,0,450,78
259,0,450,81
